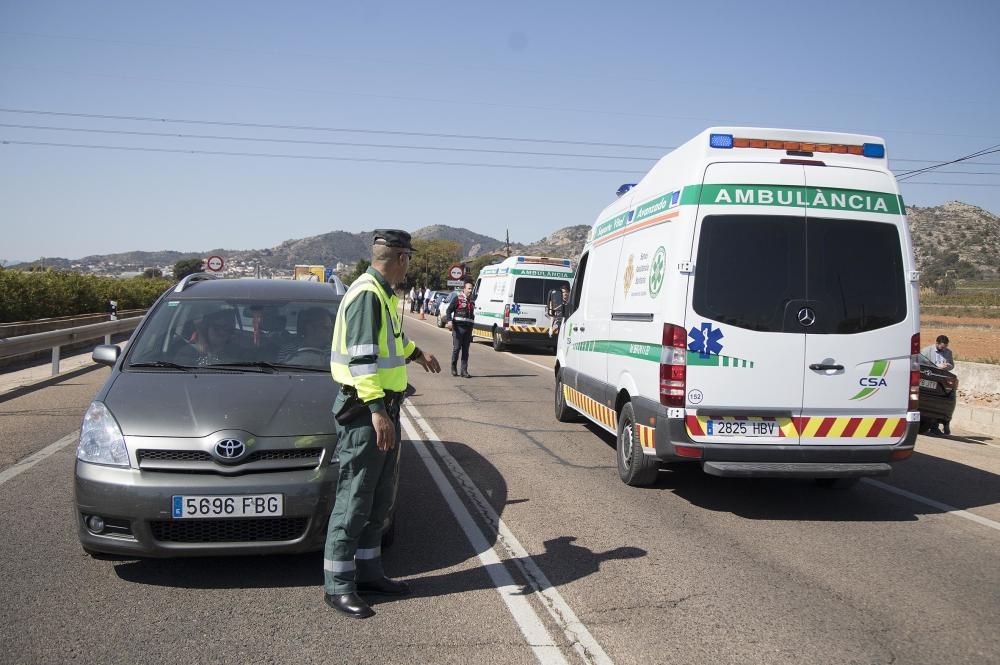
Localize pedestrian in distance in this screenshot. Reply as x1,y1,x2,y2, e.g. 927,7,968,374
446,280,476,378
921,334,955,435
408,286,416,313
416,285,426,320
325,229,441,619
547,284,570,338
922,334,955,371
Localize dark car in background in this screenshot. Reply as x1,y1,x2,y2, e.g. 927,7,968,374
917,354,958,434
75,274,349,557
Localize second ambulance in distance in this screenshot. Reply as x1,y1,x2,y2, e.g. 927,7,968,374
473,255,574,351
555,127,920,487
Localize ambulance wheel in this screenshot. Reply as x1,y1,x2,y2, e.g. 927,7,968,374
492,327,506,352
616,402,659,486
554,373,580,423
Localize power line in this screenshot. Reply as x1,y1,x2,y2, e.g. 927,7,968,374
0,123,664,162
0,140,650,174
0,108,675,151
5,139,1000,187
897,145,1000,180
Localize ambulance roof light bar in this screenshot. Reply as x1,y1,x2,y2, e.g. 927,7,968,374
709,133,885,158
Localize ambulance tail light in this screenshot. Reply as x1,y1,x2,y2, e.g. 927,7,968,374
909,333,920,411
660,323,687,407
503,304,510,328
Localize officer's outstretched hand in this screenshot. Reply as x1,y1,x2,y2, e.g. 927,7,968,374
415,352,441,373
372,410,396,451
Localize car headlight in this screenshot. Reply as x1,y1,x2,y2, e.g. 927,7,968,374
77,401,130,467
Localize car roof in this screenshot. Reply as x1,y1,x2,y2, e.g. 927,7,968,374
169,277,341,301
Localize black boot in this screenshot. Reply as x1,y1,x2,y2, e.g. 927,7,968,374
451,365,458,377
324,592,375,619
460,366,471,378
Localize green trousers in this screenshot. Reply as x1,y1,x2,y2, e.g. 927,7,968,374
323,396,401,595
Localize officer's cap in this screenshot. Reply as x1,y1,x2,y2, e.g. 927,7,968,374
372,229,414,252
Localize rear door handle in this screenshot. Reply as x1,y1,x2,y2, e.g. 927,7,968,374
809,363,844,371
573,326,585,332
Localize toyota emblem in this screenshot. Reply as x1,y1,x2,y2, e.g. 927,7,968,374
215,438,245,459
797,307,817,327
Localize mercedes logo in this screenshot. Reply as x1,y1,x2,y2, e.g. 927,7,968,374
797,307,817,327
215,438,245,459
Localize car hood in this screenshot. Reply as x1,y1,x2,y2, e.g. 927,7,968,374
104,371,339,438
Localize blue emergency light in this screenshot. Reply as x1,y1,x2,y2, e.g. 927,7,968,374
862,143,885,158
709,133,734,149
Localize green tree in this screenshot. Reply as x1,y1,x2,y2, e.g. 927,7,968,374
173,258,204,281
407,239,463,290
345,259,370,285
142,267,164,279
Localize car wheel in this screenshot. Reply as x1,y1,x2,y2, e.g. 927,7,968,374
616,402,659,486
814,477,860,489
492,327,506,352
554,373,580,422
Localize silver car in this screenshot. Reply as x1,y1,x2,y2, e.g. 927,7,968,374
75,274,349,557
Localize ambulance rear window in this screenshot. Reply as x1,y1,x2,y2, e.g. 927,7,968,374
513,278,571,305
693,215,905,334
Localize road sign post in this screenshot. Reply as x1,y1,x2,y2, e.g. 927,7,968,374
206,255,225,273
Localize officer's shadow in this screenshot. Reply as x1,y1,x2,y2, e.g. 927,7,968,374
380,534,645,603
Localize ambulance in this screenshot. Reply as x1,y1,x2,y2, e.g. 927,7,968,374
473,256,575,351
554,127,921,487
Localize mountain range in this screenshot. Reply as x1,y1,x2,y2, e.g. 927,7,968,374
8,201,998,279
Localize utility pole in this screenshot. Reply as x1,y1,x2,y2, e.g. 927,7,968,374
505,229,510,258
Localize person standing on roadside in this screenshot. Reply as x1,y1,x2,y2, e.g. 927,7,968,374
922,334,955,371
325,229,441,619
446,280,476,378
408,285,416,313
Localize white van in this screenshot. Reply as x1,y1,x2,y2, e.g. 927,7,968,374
555,127,921,487
473,256,575,351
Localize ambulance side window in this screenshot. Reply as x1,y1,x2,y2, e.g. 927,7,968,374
570,253,589,316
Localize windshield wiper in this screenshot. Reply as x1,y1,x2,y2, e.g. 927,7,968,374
128,361,193,371
201,362,280,373
266,363,330,372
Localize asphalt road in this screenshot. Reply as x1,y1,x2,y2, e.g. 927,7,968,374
0,313,997,665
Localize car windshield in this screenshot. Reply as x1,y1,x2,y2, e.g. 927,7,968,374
127,298,339,370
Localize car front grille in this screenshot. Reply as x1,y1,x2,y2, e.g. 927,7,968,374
136,448,324,473
150,517,309,543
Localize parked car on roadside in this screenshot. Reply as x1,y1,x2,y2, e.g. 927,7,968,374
437,290,460,327
917,354,958,434
426,291,448,317
74,274,384,558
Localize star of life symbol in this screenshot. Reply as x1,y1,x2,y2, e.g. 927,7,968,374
688,322,724,358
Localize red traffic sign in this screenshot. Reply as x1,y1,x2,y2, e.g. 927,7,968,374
206,255,224,272
448,264,464,280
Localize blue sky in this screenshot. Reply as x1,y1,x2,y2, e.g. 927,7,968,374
2,0,998,263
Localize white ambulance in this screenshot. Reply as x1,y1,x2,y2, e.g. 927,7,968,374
473,256,575,351
555,127,921,487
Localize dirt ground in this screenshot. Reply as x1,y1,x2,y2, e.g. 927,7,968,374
922,315,999,408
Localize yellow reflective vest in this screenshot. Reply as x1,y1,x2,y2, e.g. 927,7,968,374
331,271,416,404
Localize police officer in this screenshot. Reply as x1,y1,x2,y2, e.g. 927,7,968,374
325,229,441,619
445,279,475,378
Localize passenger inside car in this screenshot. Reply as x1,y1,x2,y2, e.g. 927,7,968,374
179,308,242,366
283,307,334,366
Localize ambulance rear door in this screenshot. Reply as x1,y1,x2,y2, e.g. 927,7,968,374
685,163,807,444
798,166,912,445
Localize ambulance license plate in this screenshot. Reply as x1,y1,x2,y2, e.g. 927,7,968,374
706,420,778,437
919,379,937,389
171,494,283,519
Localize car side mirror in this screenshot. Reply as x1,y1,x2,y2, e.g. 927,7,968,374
92,344,121,367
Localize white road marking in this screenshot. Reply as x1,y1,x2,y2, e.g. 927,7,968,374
0,432,77,486
862,478,1000,533
400,414,570,665
404,402,614,665
401,311,555,372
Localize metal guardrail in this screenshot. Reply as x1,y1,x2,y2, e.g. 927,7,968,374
0,317,142,376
